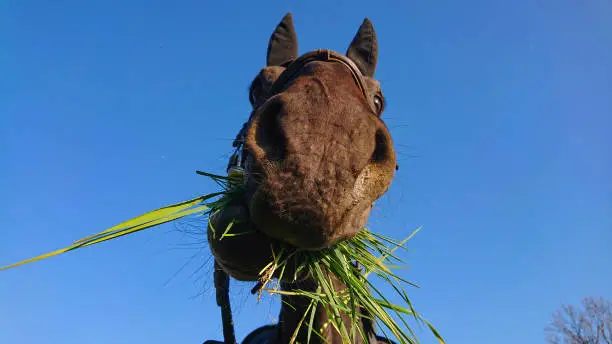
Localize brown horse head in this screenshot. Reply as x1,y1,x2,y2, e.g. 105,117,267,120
209,12,396,281
207,12,399,344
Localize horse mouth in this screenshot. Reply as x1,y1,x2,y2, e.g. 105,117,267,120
241,159,376,251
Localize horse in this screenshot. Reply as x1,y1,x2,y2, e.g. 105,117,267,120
205,13,398,344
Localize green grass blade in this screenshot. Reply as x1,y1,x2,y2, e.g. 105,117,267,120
73,192,222,245
1,195,216,271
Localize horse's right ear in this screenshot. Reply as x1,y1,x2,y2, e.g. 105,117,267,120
266,13,298,66
346,18,378,77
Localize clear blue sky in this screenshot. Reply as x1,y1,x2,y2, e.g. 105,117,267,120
1,1,610,343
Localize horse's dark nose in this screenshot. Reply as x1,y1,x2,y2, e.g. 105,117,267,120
247,99,287,163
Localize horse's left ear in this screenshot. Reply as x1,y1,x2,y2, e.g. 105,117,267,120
346,18,378,77
267,13,299,66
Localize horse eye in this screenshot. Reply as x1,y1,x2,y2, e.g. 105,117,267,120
249,78,264,106
249,87,261,106
373,95,384,115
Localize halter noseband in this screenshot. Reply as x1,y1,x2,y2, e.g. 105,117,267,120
269,49,372,110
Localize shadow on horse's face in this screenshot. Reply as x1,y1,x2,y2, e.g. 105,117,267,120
209,13,397,281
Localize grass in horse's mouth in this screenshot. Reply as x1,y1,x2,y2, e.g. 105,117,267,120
254,230,428,344
1,170,444,344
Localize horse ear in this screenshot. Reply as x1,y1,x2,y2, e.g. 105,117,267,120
267,13,298,66
346,18,378,77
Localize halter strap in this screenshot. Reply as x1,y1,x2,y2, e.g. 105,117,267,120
268,49,372,112
213,260,237,344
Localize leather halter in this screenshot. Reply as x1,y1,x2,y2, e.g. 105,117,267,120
270,49,372,111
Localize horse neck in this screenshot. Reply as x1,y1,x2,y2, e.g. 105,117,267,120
275,270,374,344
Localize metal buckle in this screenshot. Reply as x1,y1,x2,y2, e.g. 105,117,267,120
227,135,246,185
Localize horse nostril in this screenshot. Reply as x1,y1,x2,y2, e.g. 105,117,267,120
371,129,389,163
254,101,287,162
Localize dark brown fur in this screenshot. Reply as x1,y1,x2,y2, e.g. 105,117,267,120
208,13,397,343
